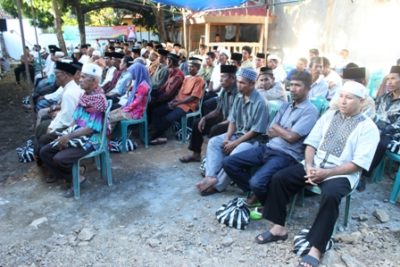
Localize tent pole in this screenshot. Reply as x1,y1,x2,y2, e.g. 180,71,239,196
30,0,43,77
16,0,33,89
181,8,187,49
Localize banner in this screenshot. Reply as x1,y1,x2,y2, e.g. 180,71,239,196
63,25,136,41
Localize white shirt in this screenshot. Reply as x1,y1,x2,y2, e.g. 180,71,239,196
48,80,84,131
324,70,342,100
272,65,287,83
209,63,221,91
304,110,380,189
44,86,63,102
79,54,90,64
100,66,116,87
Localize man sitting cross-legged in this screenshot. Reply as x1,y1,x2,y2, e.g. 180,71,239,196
179,65,238,163
196,67,269,196
223,71,318,207
255,81,379,267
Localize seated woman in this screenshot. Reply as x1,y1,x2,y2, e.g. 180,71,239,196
39,63,108,197
108,61,151,132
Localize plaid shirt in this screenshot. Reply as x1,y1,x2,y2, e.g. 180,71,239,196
375,91,400,140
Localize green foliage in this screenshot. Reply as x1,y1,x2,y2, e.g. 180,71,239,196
0,0,55,28
133,10,157,32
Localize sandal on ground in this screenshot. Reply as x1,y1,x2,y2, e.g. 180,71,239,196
250,207,263,220
255,231,288,244
200,184,219,196
179,155,201,163
297,255,320,267
149,137,167,145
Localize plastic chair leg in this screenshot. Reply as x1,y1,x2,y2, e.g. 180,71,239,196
372,158,386,183
105,152,113,186
120,124,128,153
143,121,148,148
344,194,351,228
390,168,400,204
286,193,298,224
181,117,187,144
72,162,81,199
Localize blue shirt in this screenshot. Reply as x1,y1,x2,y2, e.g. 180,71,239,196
267,99,319,161
112,71,133,96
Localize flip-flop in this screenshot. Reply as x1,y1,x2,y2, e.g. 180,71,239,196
179,155,201,163
200,184,219,196
250,207,263,220
297,254,320,267
255,231,288,244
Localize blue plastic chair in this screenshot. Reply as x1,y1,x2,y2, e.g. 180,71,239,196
71,100,113,199
180,92,205,144
309,97,330,116
372,151,400,204
119,90,151,151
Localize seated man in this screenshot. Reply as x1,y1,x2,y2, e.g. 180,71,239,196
197,68,269,196
255,81,379,267
179,65,238,163
150,49,169,91
102,52,124,93
256,67,288,105
106,56,134,108
148,53,185,120
150,57,205,145
321,56,342,101
309,57,329,99
359,66,400,188
40,63,107,197
35,61,83,164
223,71,318,206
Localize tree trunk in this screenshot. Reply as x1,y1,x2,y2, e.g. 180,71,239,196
153,7,167,42
75,0,86,45
52,0,67,53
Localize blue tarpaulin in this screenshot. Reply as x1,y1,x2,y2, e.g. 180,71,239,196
151,0,248,11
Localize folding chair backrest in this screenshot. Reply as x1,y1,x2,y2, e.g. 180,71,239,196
98,100,112,152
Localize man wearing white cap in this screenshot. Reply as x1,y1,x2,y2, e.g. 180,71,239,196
208,48,230,94
255,81,379,267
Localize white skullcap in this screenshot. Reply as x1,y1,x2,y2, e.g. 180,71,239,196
81,63,102,79
218,48,230,59
341,81,367,99
115,48,122,53
140,48,147,57
55,51,65,57
92,50,101,57
268,54,280,63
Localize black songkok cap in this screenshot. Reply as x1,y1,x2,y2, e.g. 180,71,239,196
167,53,180,62
343,67,366,80
55,61,77,75
158,49,169,56
390,66,400,74
231,53,242,62
71,62,83,71
112,52,124,59
259,66,274,76
81,44,89,49
220,65,237,74
256,53,266,59
132,47,141,54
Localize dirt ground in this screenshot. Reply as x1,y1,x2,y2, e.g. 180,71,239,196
0,72,400,267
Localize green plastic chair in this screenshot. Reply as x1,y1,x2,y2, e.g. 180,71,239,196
267,100,282,127
287,179,358,228
309,97,330,116
119,90,151,151
372,151,400,204
71,100,113,199
180,91,205,144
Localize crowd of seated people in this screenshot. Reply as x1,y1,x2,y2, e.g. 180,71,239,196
14,40,400,267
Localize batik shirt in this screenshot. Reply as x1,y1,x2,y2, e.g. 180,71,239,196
304,110,380,188
375,91,400,141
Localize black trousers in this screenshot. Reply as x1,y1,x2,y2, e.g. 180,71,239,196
188,115,227,154
14,64,34,83
151,103,186,139
363,134,390,177
40,143,93,181
263,163,351,253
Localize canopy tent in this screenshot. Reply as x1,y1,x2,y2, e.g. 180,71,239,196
151,0,248,11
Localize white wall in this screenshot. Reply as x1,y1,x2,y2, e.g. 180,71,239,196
268,0,400,72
